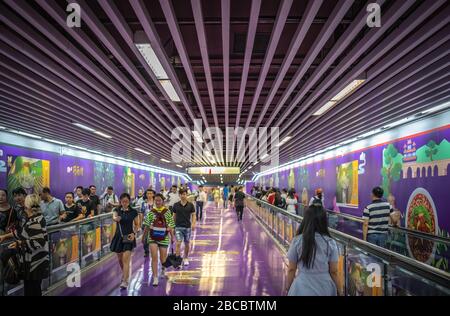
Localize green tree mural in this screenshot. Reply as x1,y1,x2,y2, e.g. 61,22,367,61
298,166,309,190
381,144,403,197
425,140,438,161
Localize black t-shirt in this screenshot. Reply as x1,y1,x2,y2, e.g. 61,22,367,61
234,191,246,206
90,195,100,214
115,207,138,235
172,201,195,228
62,204,81,223
0,207,14,232
13,205,26,229
76,199,95,218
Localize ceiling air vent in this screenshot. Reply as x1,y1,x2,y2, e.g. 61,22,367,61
233,33,270,54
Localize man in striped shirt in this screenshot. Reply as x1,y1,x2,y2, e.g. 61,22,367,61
362,186,394,248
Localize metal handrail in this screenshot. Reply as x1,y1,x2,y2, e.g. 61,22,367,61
325,207,450,244
47,213,112,233
245,194,450,289
248,194,449,243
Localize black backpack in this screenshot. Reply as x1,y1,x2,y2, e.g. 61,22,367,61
312,197,323,206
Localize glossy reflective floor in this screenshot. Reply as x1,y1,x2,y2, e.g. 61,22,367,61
52,202,287,296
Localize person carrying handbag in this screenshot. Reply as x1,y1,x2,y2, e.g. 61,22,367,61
110,193,140,290
9,194,49,296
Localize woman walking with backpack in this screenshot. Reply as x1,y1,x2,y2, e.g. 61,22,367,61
143,193,175,286
110,193,140,290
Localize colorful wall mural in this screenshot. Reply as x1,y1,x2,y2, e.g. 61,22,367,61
257,123,450,241
0,144,186,201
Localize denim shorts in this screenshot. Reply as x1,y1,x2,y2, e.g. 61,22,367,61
175,227,192,243
367,233,387,248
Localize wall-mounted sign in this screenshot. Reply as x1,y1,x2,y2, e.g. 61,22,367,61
187,167,240,175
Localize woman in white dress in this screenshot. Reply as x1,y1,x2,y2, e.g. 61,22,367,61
285,189,298,214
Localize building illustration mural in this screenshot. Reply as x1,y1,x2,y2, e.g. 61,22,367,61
258,123,450,257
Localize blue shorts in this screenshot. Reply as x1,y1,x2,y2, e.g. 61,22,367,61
175,227,192,243
367,233,387,248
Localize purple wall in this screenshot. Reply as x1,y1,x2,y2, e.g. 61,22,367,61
245,181,255,194
258,125,450,234
0,144,186,200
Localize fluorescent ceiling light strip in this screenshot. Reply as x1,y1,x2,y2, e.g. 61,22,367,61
44,138,67,145
161,158,171,163
159,80,181,102
73,123,96,132
94,131,112,139
134,147,152,155
11,130,42,139
135,44,168,79
176,164,183,168
69,145,86,150
314,79,366,116
331,79,365,102
313,101,337,116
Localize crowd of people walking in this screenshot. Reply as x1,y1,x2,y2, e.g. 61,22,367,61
0,181,401,297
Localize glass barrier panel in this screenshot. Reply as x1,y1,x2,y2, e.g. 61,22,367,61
101,217,116,255
386,229,409,257
336,242,346,295
80,220,101,268
48,225,80,285
345,248,384,296
387,265,450,296
327,212,340,229
275,214,281,241
0,241,23,296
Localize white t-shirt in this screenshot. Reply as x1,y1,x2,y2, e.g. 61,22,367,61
197,191,207,203
285,197,298,213
167,192,180,207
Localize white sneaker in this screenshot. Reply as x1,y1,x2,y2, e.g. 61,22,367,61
152,276,159,287
119,281,128,289
183,258,189,266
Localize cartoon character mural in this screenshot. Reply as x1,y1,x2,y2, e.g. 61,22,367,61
150,171,156,189
123,167,135,197
160,175,166,191
7,156,50,196
336,161,359,207
288,168,295,189
94,161,115,193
